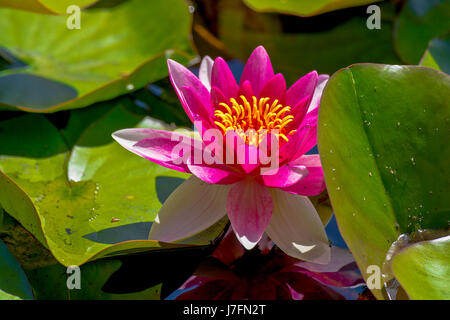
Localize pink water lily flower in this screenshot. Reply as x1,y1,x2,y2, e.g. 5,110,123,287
113,46,330,263
175,231,364,300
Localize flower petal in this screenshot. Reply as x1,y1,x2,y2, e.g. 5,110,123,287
211,57,238,99
307,74,329,113
199,56,214,90
187,161,243,184
281,272,345,300
259,73,286,103
149,176,229,242
282,155,326,196
237,80,255,102
167,59,211,121
239,46,274,96
180,86,214,130
261,164,308,188
227,179,273,249
266,188,330,264
285,246,365,287
286,71,318,107
112,128,192,173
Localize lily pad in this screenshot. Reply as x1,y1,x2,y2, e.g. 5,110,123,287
394,0,450,64
0,239,33,300
0,0,99,14
0,100,225,267
243,0,381,17
0,0,196,112
318,64,450,299
420,35,450,73
392,236,450,300
26,259,161,299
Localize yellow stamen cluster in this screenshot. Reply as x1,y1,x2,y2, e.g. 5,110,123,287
214,95,296,146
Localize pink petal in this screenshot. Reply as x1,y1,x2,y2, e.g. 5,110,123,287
187,162,243,184
149,176,230,242
224,130,260,174
167,59,211,121
285,246,365,287
239,46,274,96
288,95,310,130
227,179,273,249
210,86,228,106
295,269,364,288
211,57,238,100
279,124,315,164
112,128,192,173
284,124,317,163
261,164,308,188
259,73,286,103
280,272,345,300
199,56,214,90
282,155,325,196
286,71,318,107
237,80,255,103
180,86,214,131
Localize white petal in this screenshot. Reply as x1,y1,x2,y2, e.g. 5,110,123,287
199,56,213,90
308,74,329,113
149,176,229,242
266,188,330,264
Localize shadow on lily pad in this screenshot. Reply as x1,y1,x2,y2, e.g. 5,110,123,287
155,176,185,203
0,74,78,110
82,222,153,244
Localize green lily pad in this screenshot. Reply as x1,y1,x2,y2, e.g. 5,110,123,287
0,100,225,267
26,259,161,299
420,35,450,73
392,236,450,300
218,0,401,85
394,0,450,64
318,64,450,299
0,239,33,300
0,0,99,14
243,0,381,17
0,0,195,112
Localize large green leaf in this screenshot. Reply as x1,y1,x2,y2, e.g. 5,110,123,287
392,236,450,299
218,0,401,85
394,0,450,64
0,0,195,112
0,100,225,267
420,35,450,74
0,0,99,14
318,64,450,299
243,0,381,17
0,239,33,300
